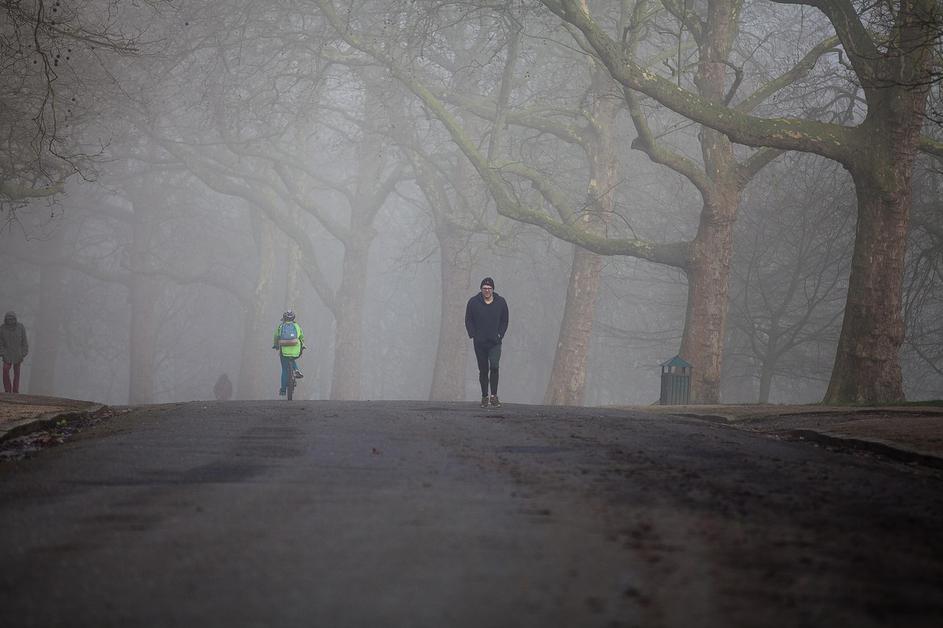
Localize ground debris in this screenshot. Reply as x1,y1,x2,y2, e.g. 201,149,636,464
0,408,116,462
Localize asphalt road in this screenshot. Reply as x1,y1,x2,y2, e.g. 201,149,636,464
1,401,941,627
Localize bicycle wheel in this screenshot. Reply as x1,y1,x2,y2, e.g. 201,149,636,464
287,370,295,400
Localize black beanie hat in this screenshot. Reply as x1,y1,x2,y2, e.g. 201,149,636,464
480,277,494,289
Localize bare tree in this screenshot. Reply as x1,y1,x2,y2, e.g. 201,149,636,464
315,0,850,404
543,0,942,403
726,156,852,402
902,159,943,396
0,0,163,221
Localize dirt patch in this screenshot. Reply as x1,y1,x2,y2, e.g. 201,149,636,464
0,394,104,427
827,415,943,451
0,404,73,422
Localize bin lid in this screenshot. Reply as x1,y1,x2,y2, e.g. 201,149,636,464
660,355,692,369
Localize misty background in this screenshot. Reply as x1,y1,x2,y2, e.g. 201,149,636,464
1,0,941,406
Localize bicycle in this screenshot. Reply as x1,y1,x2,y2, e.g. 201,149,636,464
282,347,305,400
275,309,305,400
286,363,298,400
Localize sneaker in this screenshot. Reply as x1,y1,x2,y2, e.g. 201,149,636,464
489,395,501,408
480,396,489,408
279,389,286,396
294,369,303,379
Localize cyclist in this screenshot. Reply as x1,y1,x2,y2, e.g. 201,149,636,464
274,310,305,396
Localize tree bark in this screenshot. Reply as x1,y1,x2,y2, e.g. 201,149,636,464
821,0,935,403
671,0,742,404
824,157,912,402
127,275,160,405
758,366,774,404
680,187,739,404
757,327,781,404
544,245,604,404
330,233,372,400
327,74,390,401
429,229,472,401
127,199,161,405
544,61,617,406
237,215,278,400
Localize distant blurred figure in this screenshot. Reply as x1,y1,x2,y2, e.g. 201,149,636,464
214,373,233,401
0,311,28,394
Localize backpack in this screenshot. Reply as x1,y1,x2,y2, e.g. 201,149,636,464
278,322,299,346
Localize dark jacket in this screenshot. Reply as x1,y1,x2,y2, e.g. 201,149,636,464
465,292,509,345
0,312,28,364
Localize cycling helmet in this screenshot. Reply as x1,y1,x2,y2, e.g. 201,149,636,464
282,310,295,322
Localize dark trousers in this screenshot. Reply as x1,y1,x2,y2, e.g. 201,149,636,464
2,361,21,393
474,342,501,397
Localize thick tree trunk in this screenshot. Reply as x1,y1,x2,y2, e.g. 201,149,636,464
824,161,910,403
679,191,737,404
330,235,371,400
126,196,161,405
429,230,472,401
543,63,616,406
237,217,278,399
128,276,160,405
238,297,275,400
328,77,387,401
678,2,742,404
821,29,932,403
544,245,604,404
758,362,774,404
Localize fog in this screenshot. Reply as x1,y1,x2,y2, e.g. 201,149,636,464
2,1,941,406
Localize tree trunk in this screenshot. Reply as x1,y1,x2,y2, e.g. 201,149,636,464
824,161,910,403
429,230,472,401
238,297,275,400
328,76,387,401
330,234,371,400
237,216,278,399
679,184,739,404
757,361,774,404
543,62,616,406
128,275,160,405
544,245,604,404
126,195,161,405
617,0,744,404
822,38,931,403
678,0,742,403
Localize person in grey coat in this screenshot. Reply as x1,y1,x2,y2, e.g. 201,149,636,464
0,311,28,393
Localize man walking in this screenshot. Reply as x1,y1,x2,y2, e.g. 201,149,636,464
0,311,28,394
465,277,509,408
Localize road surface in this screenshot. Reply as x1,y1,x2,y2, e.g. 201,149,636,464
1,401,941,627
